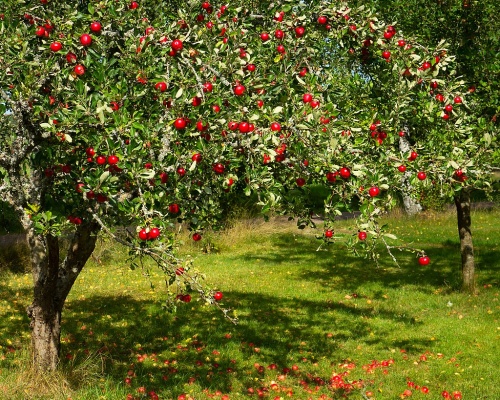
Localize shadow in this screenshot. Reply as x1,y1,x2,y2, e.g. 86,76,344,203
236,229,500,294
0,241,30,274
55,283,428,398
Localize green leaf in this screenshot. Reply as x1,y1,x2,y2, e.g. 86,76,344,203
99,171,110,184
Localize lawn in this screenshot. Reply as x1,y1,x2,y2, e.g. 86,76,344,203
0,207,499,399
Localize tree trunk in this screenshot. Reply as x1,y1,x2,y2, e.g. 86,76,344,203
29,300,63,372
454,189,476,293
399,128,423,215
25,221,100,371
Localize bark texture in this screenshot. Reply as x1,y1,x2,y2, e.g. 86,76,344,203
26,222,100,371
399,129,423,215
454,189,476,293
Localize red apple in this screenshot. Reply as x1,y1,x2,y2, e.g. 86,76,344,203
155,81,167,92
233,84,245,96
417,171,426,180
295,26,305,37
418,256,430,266
213,163,225,174
35,26,46,37
50,41,62,52
324,230,333,238
192,232,202,241
159,172,168,183
80,33,92,46
326,172,337,183
270,122,281,131
213,291,223,301
358,231,367,240
317,16,327,24
90,21,102,33
138,229,148,240
174,118,187,130
171,39,183,51
148,227,160,240
66,52,77,63
339,167,350,179
203,82,213,92
74,64,85,76
107,155,119,165
239,122,249,133
368,186,380,197
177,167,186,177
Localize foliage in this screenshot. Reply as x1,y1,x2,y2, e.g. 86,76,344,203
349,0,500,124
1,1,494,249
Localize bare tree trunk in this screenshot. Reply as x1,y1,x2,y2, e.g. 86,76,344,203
26,222,100,371
27,232,62,371
454,189,476,293
399,129,423,215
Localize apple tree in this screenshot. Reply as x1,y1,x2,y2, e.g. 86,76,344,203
0,0,496,372
344,0,500,291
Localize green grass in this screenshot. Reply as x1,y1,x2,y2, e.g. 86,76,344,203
0,208,499,399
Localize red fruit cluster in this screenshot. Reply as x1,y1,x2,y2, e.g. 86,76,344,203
383,25,396,40
67,215,83,225
453,169,467,182
138,227,161,241
326,171,339,183
361,358,395,374
369,120,388,144
176,294,191,302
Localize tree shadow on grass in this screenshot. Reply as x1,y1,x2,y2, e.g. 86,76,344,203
236,231,500,294
59,286,427,398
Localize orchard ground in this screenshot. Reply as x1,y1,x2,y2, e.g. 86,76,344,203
0,207,499,400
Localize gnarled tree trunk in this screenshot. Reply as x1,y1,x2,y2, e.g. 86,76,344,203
454,189,476,293
25,221,100,371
